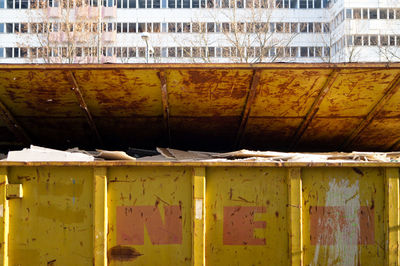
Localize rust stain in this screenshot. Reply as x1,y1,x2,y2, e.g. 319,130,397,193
108,246,143,261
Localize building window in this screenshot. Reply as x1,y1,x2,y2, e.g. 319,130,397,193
380,35,388,46
354,35,362,46
0,23,4,33
390,36,395,46
153,23,160,32
388,9,394,19
323,23,329,33
290,23,298,33
300,47,307,57
129,23,136,32
362,35,368,46
0,0,4,8
308,22,313,32
314,22,321,33
300,23,307,33
369,9,377,19
379,9,387,19
370,35,378,45
0,48,3,57
168,23,176,32
346,35,353,45
353,9,361,19
168,47,176,57
6,47,12,57
138,23,145,32
362,9,368,19
6,23,13,33
346,8,352,19
309,47,315,57
290,47,297,57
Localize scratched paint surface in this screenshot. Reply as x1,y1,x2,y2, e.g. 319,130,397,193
0,65,400,150
107,167,192,265
302,167,384,265
205,167,289,265
7,166,94,265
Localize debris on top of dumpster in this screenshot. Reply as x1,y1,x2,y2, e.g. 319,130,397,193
149,148,400,162
156,148,214,160
7,145,95,162
95,150,136,161
6,146,136,162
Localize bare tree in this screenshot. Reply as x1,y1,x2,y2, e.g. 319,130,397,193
168,1,299,63
216,0,298,63
19,0,113,63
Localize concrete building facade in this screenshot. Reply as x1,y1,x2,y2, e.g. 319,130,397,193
0,0,399,63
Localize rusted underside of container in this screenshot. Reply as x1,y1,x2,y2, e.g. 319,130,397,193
1,63,400,151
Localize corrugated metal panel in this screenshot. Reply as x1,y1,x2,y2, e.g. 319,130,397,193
0,163,398,265
0,63,400,151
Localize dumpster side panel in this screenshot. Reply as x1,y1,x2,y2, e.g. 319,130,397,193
107,167,193,266
302,167,385,265
7,167,94,265
205,167,289,265
1,165,398,265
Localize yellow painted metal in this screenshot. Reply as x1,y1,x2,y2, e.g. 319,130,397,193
385,168,399,266
1,64,400,150
107,167,193,265
93,167,107,266
287,168,303,265
205,167,289,265
302,167,385,265
6,184,23,199
192,167,205,266
7,167,94,265
0,167,9,266
0,163,400,265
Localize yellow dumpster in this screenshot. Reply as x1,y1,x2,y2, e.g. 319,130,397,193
0,161,398,265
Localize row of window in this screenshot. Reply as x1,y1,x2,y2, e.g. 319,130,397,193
0,45,330,58
0,21,331,34
0,0,330,8
331,9,344,31
348,35,400,47
330,35,400,57
346,8,400,20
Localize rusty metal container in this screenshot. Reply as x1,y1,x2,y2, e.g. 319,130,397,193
0,161,398,265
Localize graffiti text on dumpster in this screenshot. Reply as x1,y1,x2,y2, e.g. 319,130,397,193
117,206,182,245
116,203,374,247
310,206,374,245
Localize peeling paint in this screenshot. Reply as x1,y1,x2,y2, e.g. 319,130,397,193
312,179,361,266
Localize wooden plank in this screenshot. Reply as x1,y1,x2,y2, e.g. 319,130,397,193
235,69,261,148
93,167,107,266
289,69,340,150
287,168,303,266
384,168,399,266
67,71,103,145
0,167,8,266
158,70,171,145
342,73,400,150
192,167,206,266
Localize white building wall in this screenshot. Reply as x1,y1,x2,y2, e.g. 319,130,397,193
0,0,399,63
